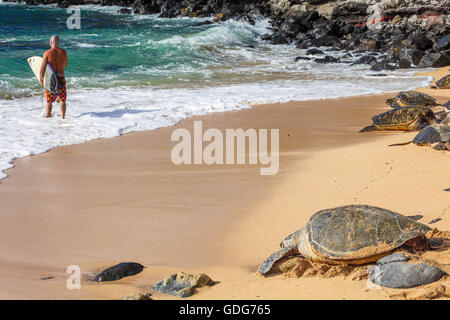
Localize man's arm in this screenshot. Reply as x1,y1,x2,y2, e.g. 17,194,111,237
40,51,48,87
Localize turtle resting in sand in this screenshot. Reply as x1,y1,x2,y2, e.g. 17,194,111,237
413,121,450,150
388,117,450,150
258,205,431,276
385,91,437,108
435,74,450,89
360,106,437,132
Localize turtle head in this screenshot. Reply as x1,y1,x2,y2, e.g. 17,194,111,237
385,98,394,106
280,228,303,248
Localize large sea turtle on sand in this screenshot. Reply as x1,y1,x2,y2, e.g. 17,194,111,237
360,106,437,132
258,205,431,275
385,91,437,108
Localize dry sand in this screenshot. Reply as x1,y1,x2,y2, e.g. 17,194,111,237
0,68,448,300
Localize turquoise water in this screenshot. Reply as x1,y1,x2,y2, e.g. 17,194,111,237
0,3,273,98
0,2,432,179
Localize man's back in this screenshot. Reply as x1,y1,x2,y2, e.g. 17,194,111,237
44,47,67,76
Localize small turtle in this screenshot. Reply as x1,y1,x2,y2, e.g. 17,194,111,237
258,205,431,275
385,91,437,108
360,106,437,132
435,74,450,89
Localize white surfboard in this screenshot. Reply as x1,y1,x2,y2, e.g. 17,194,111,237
27,56,58,93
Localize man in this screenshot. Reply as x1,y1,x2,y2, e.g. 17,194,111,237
40,35,68,119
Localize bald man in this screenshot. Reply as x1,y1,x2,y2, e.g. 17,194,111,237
40,35,68,119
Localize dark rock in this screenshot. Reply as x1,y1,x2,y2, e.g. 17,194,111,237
369,262,444,289
306,48,324,55
261,34,272,41
376,254,410,265
352,54,377,65
370,61,397,72
419,53,450,68
409,31,433,51
279,11,321,39
444,188,450,192
331,1,368,20
297,35,341,49
398,58,411,69
437,34,450,51
294,56,312,61
152,272,215,298
92,262,144,282
280,16,308,37
341,24,354,35
314,55,339,64
400,49,425,66
270,32,289,45
117,8,132,14
132,0,161,15
310,18,342,38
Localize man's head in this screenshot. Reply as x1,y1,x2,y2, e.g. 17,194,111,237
50,35,60,48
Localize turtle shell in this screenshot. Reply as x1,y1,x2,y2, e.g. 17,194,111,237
394,91,437,107
372,106,435,130
413,124,450,145
305,205,430,262
436,75,450,89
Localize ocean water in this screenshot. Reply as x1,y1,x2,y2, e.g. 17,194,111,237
0,2,433,179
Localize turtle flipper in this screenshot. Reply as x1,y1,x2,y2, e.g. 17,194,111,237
360,124,378,132
257,246,299,276
388,141,412,147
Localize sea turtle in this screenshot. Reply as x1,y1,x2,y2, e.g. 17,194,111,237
388,117,450,150
413,122,450,150
360,106,437,132
258,205,431,275
435,74,450,89
385,91,437,108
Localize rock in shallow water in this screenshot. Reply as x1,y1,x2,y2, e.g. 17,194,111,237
369,261,444,289
152,272,215,298
92,262,144,282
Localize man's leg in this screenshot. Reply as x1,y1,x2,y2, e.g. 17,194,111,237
60,101,66,119
46,102,53,118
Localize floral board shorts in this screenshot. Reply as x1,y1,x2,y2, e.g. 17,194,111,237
46,76,67,104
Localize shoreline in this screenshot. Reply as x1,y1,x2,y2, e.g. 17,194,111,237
0,68,449,299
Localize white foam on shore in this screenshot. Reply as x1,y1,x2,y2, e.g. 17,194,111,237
0,74,432,179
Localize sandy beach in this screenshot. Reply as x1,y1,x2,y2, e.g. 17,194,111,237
0,68,448,300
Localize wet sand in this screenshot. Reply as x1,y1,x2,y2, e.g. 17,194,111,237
0,68,448,299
